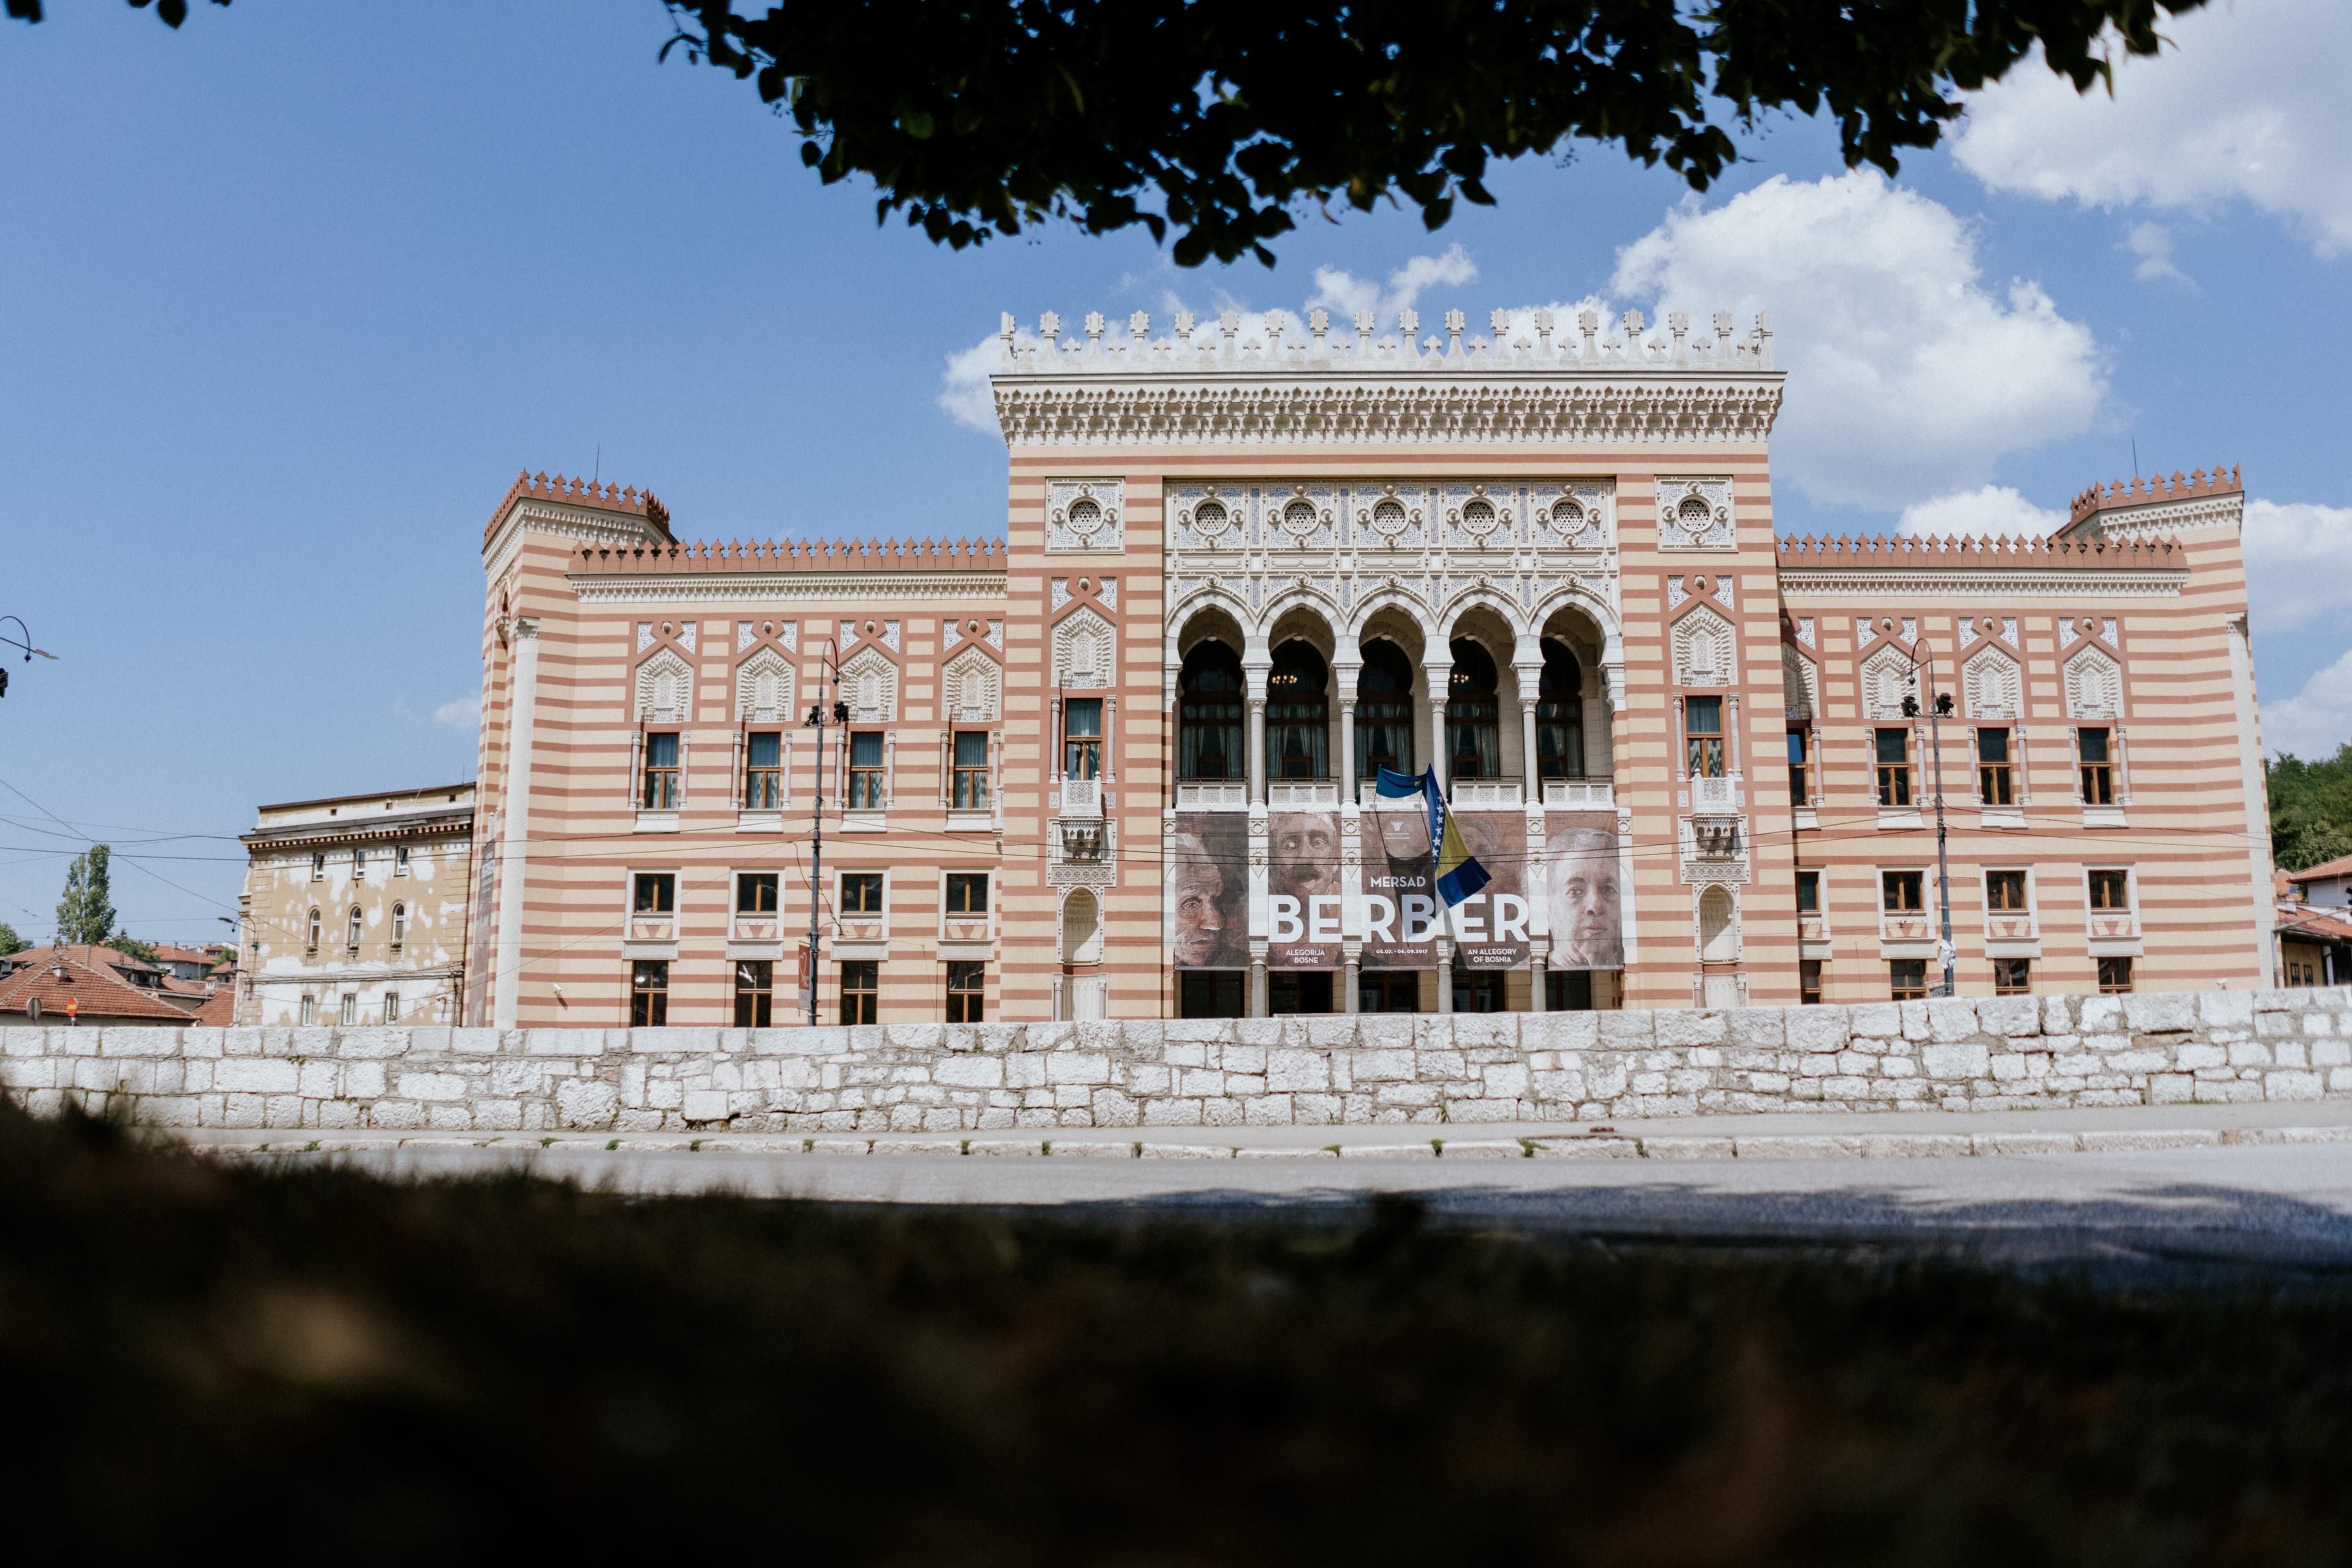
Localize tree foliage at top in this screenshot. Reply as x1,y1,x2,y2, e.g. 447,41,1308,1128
15,0,2211,266
108,935,163,967
55,845,116,948
0,921,23,957
2271,745,2352,874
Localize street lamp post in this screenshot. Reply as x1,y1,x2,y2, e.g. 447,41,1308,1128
801,646,848,1026
1904,646,1958,998
0,615,59,700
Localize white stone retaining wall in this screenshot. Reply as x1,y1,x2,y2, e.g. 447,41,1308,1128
5,988,2349,1135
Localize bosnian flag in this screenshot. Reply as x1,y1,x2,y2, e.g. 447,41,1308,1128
1374,766,1491,908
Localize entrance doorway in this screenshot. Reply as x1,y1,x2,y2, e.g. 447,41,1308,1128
1545,970,1595,1011
1450,966,1506,1013
1178,971,1245,1019
1270,971,1335,1014
1359,970,1420,1013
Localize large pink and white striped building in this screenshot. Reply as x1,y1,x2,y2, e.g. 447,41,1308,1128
467,305,2275,1027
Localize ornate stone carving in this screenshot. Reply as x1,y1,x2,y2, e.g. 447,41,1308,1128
2065,646,2123,720
1859,645,1915,720
839,645,899,723
1781,646,1819,722
1963,646,2022,721
733,647,796,722
1047,478,1124,552
1656,477,1733,551
633,647,693,723
1672,606,1735,688
940,645,1001,723
1055,605,1115,688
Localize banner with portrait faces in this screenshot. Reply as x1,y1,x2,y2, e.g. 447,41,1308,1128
1543,813,1626,971
1266,810,1344,970
1357,805,1530,970
1166,811,1250,971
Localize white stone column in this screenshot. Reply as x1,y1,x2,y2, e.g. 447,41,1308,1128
1425,661,1452,791
1245,662,1270,806
1249,948,1268,1017
1435,937,1454,1014
1529,937,1550,1013
1343,948,1361,1014
1518,696,1540,796
491,617,540,1030
1338,698,1357,802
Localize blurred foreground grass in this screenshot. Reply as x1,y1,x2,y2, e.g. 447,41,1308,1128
6,1101,2352,1562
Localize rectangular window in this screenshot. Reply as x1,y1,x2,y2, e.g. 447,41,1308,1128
744,731,783,809
311,852,325,882
1992,958,2032,996
632,872,676,914
1882,870,1924,913
952,730,991,809
846,731,886,809
630,959,669,1026
1795,870,1820,914
946,873,989,916
840,872,884,916
1063,698,1103,780
1888,959,1928,1001
2097,956,2135,994
840,960,879,1025
736,872,778,914
946,961,986,1023
1683,696,1724,779
1977,726,2014,805
1986,870,2028,911
1799,959,1823,1006
1875,727,1913,807
2088,869,2130,911
383,990,401,1023
2078,726,2115,805
340,993,358,1026
641,731,680,810
299,994,314,1026
394,846,410,876
353,849,368,876
734,960,774,1027
1786,727,1810,805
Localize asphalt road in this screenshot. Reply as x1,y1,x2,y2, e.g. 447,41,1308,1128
263,1140,2352,1283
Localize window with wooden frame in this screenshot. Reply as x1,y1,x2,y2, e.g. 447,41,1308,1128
1986,871,2028,912
640,731,681,809
1977,726,2015,805
1062,698,1103,780
1683,695,1725,779
946,873,989,916
1785,726,1810,805
1888,960,1928,1001
310,851,325,882
2097,956,2135,994
345,907,363,949
1795,870,1820,915
952,731,991,808
394,846,410,876
846,731,886,808
353,849,368,878
1882,870,1924,913
734,959,774,1027
736,872,778,914
946,961,986,1023
340,993,358,1025
630,959,669,1026
306,907,321,950
1993,957,2032,995
840,872,884,917
1799,959,1823,1006
2088,869,2130,912
743,731,783,809
1874,727,1913,807
633,873,676,914
840,960,879,1025
2078,726,2116,805
390,902,407,949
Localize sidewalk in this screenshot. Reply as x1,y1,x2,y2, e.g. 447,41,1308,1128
174,1098,2352,1163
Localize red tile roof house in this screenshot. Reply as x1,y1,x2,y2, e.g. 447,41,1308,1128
2287,853,2352,913
0,946,197,1027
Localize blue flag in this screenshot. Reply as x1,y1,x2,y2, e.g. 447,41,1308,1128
1374,767,1491,908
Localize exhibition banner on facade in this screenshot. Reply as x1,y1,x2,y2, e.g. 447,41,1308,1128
1359,805,1529,970
1167,811,1249,971
1267,810,1343,970
1544,814,1625,971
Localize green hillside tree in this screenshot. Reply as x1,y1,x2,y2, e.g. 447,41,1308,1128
55,845,117,947
0,921,24,956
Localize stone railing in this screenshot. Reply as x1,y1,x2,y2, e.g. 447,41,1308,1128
5,988,2346,1137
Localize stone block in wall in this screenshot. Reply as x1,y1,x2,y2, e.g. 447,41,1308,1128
2119,993,2198,1033
1924,998,1980,1042
1597,1012,1654,1049
2267,1071,2324,1101
1724,1008,1787,1050
1784,1006,1850,1054
2197,990,2255,1028
1266,1049,1330,1094
96,1028,173,1058
215,1058,300,1095
1654,1009,1727,1048
936,1055,1004,1089
1975,995,2040,1039
1047,1052,1112,1086
556,1078,620,1128
1920,1042,1991,1081
1526,1012,1600,1052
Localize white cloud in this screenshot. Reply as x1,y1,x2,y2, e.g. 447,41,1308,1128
1953,1,2352,255
1610,172,2106,510
2245,499,2352,636
431,693,480,729
938,334,1006,434
2121,222,2190,286
2264,646,2352,760
1306,243,1477,325
1894,484,2065,538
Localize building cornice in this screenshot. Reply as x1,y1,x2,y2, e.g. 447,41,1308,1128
568,570,1009,605
242,810,476,852
1774,567,2188,598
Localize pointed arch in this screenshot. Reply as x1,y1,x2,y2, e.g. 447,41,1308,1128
2065,646,2123,719
839,644,899,723
633,646,694,722
1858,644,1915,720
733,646,796,722
1781,644,1819,722
1671,605,1735,688
1054,605,1115,688
1963,645,2022,720
940,644,1001,723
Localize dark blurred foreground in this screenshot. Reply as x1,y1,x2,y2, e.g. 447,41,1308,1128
7,1102,2352,1563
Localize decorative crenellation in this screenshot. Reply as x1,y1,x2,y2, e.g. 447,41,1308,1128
1779,533,2181,566
2068,464,2240,525
484,470,670,549
997,306,1774,374
573,537,1008,573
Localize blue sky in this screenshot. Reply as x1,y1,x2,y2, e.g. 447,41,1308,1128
2,0,2346,943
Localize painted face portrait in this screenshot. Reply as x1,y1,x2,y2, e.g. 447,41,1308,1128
1268,812,1340,904
1547,824,1624,970
1167,827,1238,968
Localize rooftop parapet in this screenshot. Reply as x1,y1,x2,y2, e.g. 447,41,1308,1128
485,470,673,548
2067,465,2240,526
1775,533,2184,568
995,306,1775,375
570,537,1008,574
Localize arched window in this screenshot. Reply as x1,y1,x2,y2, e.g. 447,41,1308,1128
306,908,321,949
1536,639,1586,780
346,907,363,948
390,902,407,948
1355,641,1414,782
1063,888,1103,965
1266,641,1330,779
1446,638,1501,780
1698,887,1738,963
1178,641,1244,780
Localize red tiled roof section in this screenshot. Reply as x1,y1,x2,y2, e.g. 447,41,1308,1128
2280,907,2352,944
571,537,1010,574
0,946,192,1022
483,470,673,549
2286,853,2352,884
2068,465,2241,526
1774,533,2185,568
189,987,237,1026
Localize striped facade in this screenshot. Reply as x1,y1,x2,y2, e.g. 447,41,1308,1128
467,307,2272,1027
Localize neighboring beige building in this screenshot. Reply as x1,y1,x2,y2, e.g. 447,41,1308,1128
236,783,475,1026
